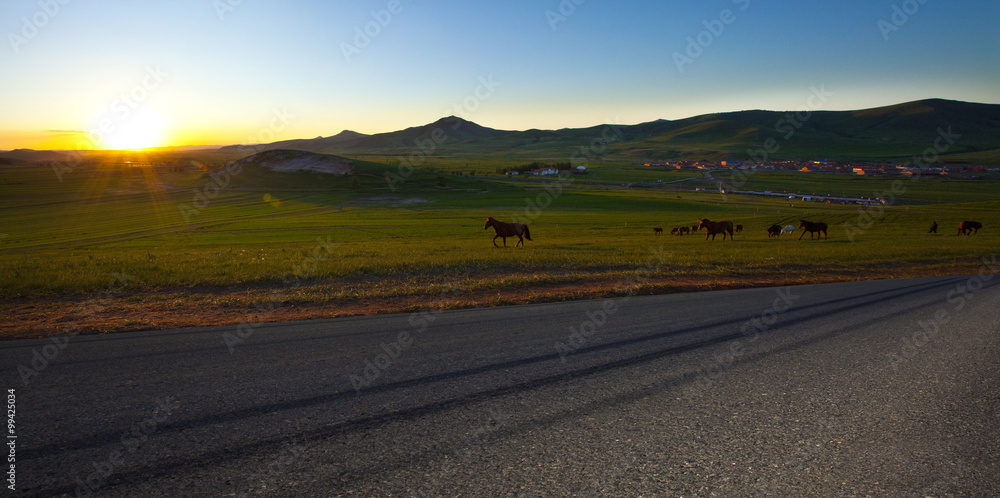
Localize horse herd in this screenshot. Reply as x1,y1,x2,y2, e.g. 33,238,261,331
485,216,982,247
659,219,825,241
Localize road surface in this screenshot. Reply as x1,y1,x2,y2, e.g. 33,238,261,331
3,273,999,496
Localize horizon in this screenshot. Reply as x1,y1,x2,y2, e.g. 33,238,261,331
1,96,995,153
2,1,998,151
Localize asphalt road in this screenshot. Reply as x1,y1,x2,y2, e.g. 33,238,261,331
3,273,999,496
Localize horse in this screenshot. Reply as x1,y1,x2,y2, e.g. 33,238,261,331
698,218,734,241
670,227,679,235
767,224,781,237
928,221,938,234
798,219,828,240
958,220,982,235
653,227,663,235
782,225,795,235
484,216,532,247
679,226,691,235
691,225,700,233
735,224,743,233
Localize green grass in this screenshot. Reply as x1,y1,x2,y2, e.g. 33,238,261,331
1,160,998,300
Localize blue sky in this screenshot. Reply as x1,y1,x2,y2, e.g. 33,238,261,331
1,0,997,149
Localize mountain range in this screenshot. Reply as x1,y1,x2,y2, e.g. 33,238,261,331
218,99,1000,164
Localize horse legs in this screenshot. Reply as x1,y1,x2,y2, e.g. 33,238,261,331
515,235,523,247
492,234,501,247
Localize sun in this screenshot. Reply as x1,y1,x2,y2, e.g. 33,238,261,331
104,112,165,150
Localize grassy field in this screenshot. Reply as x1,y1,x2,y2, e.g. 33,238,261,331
2,157,998,338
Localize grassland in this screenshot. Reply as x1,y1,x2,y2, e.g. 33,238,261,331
2,156,998,339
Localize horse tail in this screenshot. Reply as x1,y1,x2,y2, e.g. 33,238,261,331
523,225,532,241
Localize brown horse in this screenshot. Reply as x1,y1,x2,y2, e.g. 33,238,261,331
767,224,781,237
484,216,532,247
698,218,734,241
679,226,691,235
798,219,828,240
653,227,663,235
958,220,982,235
691,225,699,233
735,224,743,233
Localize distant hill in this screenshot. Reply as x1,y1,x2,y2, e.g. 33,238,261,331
0,149,78,163
230,149,354,175
218,130,371,154
218,99,999,163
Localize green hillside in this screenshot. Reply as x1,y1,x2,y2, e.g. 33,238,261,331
218,99,1000,164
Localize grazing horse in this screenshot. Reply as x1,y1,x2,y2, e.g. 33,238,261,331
653,227,663,235
698,218,734,241
782,225,795,235
958,220,982,235
679,226,691,235
691,225,699,233
484,216,532,247
735,224,743,233
767,224,781,237
928,221,938,234
670,227,679,235
798,219,828,240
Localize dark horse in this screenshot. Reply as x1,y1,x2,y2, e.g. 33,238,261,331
767,224,781,237
484,216,532,247
698,218,734,241
958,220,982,235
798,219,828,240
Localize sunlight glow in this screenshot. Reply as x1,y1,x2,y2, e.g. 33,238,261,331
103,112,165,150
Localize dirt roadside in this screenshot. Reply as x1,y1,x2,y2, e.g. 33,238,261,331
0,263,982,340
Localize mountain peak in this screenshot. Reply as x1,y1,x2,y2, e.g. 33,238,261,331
429,115,476,128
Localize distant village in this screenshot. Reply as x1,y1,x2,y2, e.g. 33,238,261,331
500,159,998,179
639,159,1000,179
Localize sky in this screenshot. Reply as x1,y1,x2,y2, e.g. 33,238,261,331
1,0,997,150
